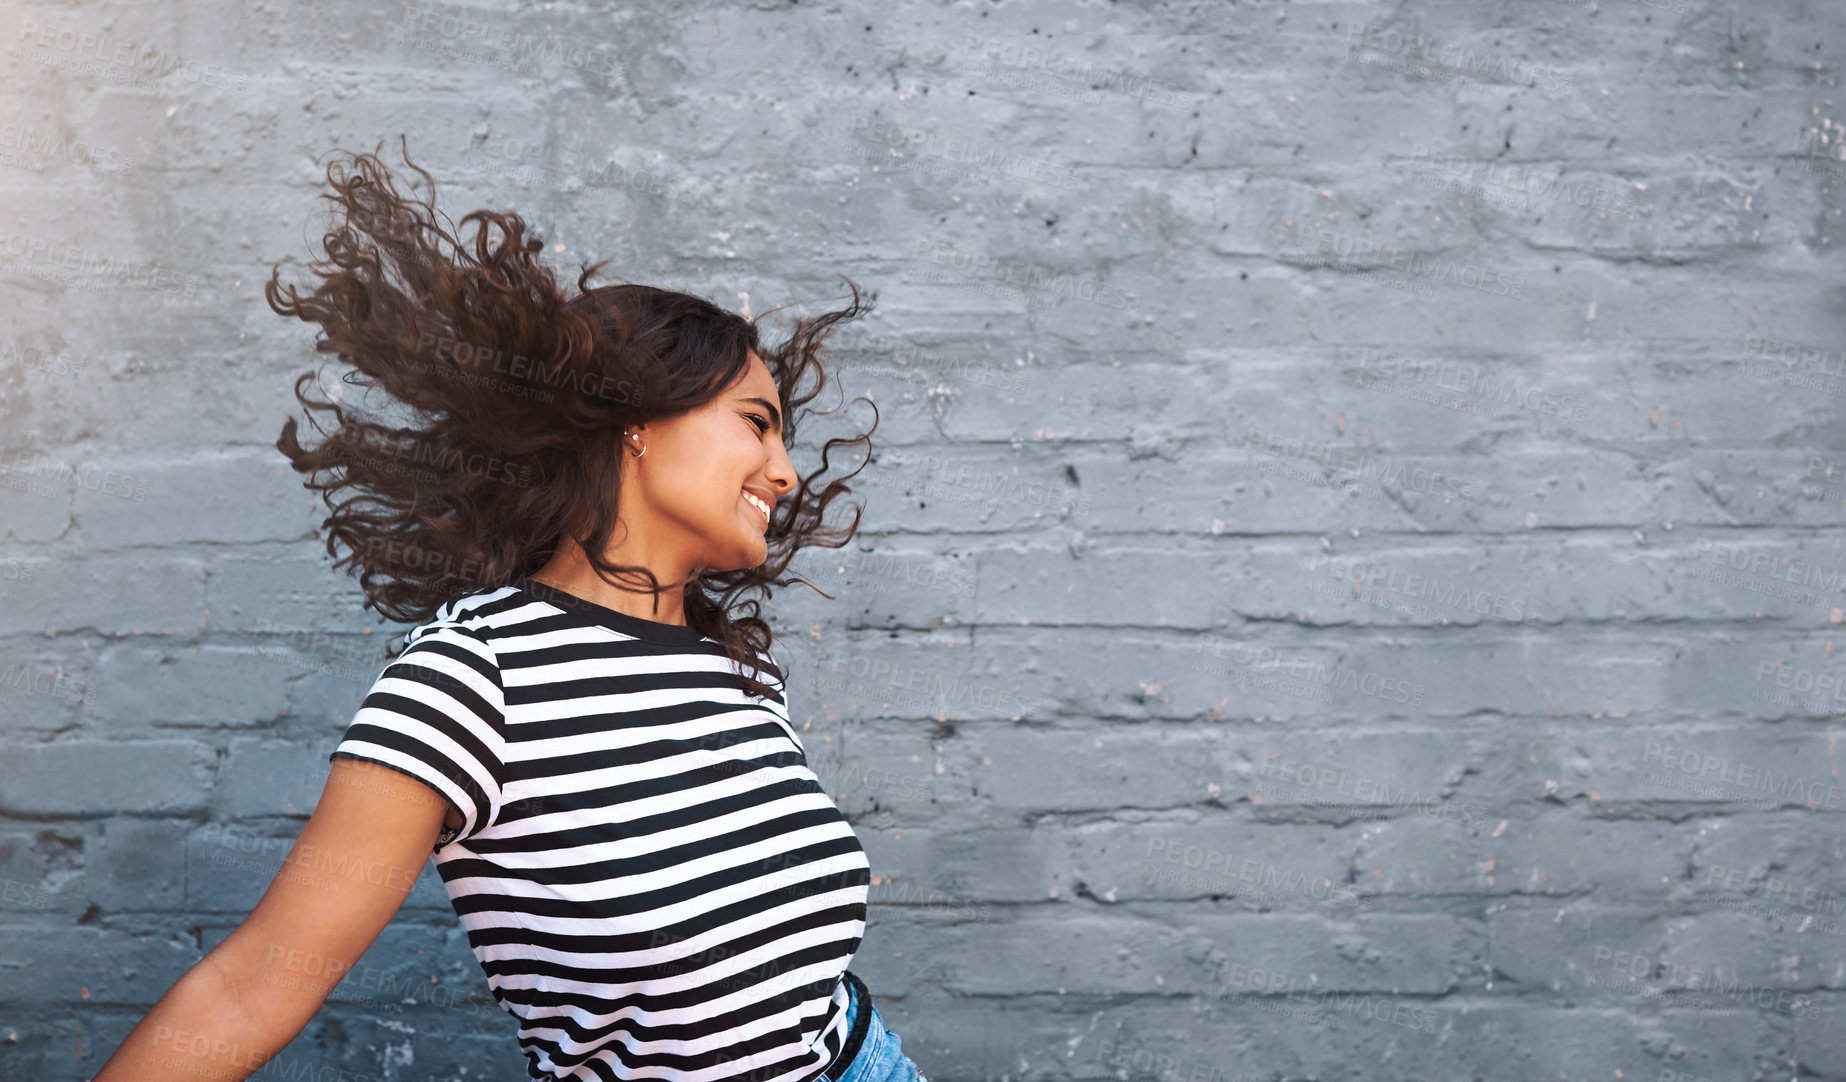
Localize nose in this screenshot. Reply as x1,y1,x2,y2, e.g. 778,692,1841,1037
764,441,798,494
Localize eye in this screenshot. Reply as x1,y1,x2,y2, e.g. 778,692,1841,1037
745,412,771,434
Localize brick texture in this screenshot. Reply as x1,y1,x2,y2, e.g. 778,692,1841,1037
2,1,1843,1080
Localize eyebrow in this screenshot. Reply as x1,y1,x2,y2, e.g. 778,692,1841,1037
742,396,783,435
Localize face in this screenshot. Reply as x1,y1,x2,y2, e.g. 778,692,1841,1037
620,350,796,574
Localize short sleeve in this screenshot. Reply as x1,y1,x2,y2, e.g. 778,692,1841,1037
329,623,506,851
756,650,802,755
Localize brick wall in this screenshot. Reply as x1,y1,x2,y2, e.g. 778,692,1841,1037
2,1,1843,1080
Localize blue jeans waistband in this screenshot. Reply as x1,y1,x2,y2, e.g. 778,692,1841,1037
819,975,927,1082
826,970,873,1082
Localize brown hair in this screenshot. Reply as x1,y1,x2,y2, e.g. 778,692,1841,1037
264,138,877,699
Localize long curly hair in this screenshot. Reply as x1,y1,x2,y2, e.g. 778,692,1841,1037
264,137,877,700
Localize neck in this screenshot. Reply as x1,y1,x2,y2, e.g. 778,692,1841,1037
529,548,694,627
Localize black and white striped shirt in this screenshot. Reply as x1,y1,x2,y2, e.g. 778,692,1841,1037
328,576,870,1082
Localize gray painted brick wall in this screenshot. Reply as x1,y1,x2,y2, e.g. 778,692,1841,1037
2,1,1844,1080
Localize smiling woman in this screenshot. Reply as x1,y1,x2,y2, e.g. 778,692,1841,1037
87,137,934,1082
262,135,879,701
522,346,811,626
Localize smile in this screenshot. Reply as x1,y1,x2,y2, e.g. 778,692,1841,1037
741,490,771,525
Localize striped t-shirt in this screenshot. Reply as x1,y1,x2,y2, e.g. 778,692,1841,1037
327,575,871,1082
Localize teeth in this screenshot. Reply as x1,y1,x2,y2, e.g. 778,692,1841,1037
742,491,770,519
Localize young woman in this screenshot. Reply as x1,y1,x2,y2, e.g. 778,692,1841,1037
91,140,929,1082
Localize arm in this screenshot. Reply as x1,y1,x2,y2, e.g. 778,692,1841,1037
90,757,459,1082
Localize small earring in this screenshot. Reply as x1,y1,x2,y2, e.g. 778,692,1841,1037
630,433,646,458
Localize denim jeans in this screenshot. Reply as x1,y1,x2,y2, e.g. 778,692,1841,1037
819,973,928,1082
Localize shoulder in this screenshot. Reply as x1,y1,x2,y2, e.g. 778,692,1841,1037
395,583,521,662
388,617,505,705
740,644,789,700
